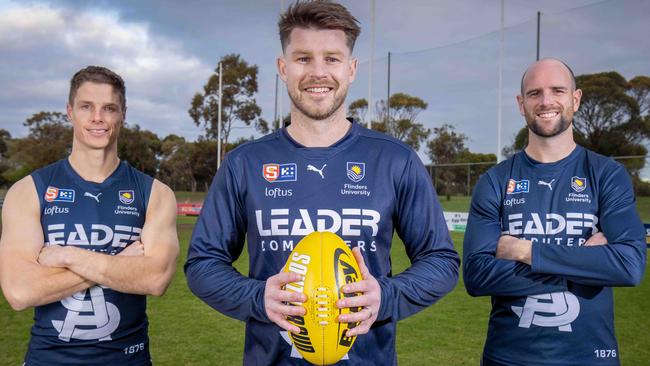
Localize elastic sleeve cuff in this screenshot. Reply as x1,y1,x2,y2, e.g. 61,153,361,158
250,280,271,323
530,241,542,273
376,276,393,322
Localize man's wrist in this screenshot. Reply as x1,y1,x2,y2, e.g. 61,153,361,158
517,240,532,265
61,246,78,267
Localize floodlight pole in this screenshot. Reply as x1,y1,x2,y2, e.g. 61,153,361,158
274,74,279,130
387,51,391,124
497,0,504,163
367,0,375,129
536,11,541,60
217,61,223,170
279,0,284,127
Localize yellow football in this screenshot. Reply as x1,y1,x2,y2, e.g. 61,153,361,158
282,231,362,365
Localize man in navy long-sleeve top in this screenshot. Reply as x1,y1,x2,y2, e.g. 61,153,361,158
463,58,646,365
184,1,459,365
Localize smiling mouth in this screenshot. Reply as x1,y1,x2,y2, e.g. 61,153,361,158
304,86,333,94
537,111,559,119
87,128,109,136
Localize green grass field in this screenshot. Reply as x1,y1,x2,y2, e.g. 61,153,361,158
0,195,648,365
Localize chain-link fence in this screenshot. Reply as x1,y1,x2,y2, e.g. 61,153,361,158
427,155,649,198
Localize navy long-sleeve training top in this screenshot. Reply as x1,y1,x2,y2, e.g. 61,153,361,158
463,146,646,366
185,121,459,365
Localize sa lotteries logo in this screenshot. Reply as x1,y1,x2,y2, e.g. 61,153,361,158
263,163,297,183
44,186,76,203
571,177,587,192
506,179,529,195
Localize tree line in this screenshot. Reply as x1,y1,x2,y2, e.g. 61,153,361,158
0,54,648,195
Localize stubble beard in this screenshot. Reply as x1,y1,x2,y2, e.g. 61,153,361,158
287,84,348,121
526,109,573,138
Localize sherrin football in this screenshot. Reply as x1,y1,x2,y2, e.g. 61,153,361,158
282,231,362,365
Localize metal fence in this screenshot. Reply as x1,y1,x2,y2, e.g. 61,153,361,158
427,155,649,197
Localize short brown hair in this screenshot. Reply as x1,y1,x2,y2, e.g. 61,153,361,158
69,66,126,113
278,0,361,52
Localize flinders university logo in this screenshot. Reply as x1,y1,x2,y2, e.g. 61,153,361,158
119,190,135,204
52,286,120,342
44,186,75,203
511,291,580,332
346,162,365,182
571,177,587,192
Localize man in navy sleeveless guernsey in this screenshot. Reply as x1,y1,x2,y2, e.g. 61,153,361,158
0,66,179,365
463,58,647,365
185,1,459,365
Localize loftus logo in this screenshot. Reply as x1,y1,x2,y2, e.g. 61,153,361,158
119,190,135,205
45,186,75,203
44,206,70,216
506,179,529,194
571,177,587,192
263,163,297,183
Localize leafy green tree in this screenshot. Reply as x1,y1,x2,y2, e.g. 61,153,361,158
189,54,268,162
457,151,497,194
190,138,219,192
159,135,196,191
426,124,468,198
0,129,12,187
118,124,161,177
574,72,648,176
0,129,10,157
3,112,72,183
349,93,430,151
502,127,528,158
629,76,650,116
348,99,368,125
427,123,468,164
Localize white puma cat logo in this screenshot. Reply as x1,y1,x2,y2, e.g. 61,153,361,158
84,192,102,203
307,164,327,179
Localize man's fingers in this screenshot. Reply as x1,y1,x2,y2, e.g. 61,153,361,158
119,241,144,256
267,301,306,317
337,293,370,309
584,232,608,246
269,314,301,334
351,247,371,279
338,306,373,323
269,271,303,287
273,289,307,303
345,320,372,337
341,279,370,294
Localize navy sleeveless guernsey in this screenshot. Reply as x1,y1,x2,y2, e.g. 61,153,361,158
26,158,153,366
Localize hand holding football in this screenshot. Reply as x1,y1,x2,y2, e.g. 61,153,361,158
282,231,362,365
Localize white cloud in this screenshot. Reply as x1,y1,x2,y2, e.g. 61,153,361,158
0,3,209,139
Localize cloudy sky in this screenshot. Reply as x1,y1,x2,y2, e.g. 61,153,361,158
1,0,648,175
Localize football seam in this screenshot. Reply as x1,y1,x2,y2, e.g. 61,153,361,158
320,232,326,365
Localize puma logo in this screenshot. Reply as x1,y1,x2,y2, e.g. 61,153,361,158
538,179,555,191
307,164,327,179
84,192,102,203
